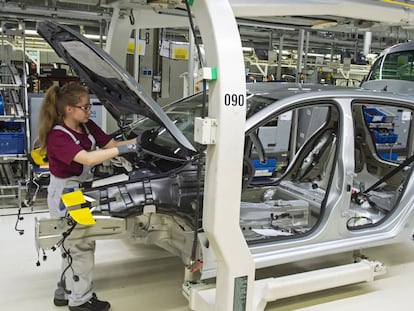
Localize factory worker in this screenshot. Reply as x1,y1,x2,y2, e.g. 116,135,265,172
37,82,138,311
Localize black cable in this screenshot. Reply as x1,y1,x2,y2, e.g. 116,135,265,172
184,0,203,69
191,155,204,262
14,206,24,235
362,153,414,195
184,0,208,119
352,153,414,207
53,220,78,294
184,0,208,264
60,242,76,294
129,8,135,25
35,248,48,267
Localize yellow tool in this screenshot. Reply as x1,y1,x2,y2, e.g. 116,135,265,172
61,190,96,225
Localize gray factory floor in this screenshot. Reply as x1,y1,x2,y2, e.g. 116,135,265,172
1,197,414,311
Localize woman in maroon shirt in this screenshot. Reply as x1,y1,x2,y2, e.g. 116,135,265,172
37,82,137,311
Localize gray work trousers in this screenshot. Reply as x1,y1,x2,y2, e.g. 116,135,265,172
48,173,95,307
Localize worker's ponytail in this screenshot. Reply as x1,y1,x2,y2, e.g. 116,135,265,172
38,85,60,151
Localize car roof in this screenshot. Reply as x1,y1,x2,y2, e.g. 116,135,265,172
246,82,354,100
378,41,414,56
245,82,414,131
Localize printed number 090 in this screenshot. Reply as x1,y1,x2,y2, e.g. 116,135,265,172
224,94,244,106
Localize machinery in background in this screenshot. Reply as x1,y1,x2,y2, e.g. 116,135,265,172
33,20,414,311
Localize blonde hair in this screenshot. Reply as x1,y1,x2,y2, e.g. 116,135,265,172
37,82,88,150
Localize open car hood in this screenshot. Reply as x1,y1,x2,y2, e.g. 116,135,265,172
36,20,197,153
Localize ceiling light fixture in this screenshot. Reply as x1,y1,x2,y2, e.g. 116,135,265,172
311,21,338,30
382,0,414,9
237,20,296,31
22,29,105,41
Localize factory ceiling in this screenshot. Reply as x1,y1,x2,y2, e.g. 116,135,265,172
1,0,414,57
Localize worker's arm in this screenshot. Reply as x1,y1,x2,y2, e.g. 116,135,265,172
73,137,139,166
102,137,137,149
73,147,121,167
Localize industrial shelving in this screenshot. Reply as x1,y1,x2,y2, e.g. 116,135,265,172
0,22,30,208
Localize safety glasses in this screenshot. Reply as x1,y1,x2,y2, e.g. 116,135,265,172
73,104,92,112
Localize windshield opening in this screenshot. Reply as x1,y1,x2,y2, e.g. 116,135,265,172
129,92,275,160
368,49,414,82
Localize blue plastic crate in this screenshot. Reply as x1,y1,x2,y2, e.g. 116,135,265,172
0,121,25,154
370,129,398,144
0,132,25,154
364,107,386,123
251,158,277,177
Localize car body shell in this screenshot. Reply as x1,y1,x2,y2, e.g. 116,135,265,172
36,21,414,280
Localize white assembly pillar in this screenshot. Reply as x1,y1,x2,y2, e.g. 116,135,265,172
191,0,254,310
105,7,133,67
106,6,189,69
363,31,372,56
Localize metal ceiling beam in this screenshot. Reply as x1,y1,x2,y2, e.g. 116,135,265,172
0,3,112,26
1,0,411,60
230,0,414,25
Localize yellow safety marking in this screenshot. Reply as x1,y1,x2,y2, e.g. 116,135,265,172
69,208,96,225
173,48,189,60
61,190,86,207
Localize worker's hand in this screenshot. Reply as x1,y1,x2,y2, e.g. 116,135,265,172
140,129,158,144
117,143,138,155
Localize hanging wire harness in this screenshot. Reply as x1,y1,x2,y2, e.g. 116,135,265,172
184,0,208,274
36,216,79,294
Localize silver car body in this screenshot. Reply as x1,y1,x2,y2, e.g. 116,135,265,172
35,21,414,280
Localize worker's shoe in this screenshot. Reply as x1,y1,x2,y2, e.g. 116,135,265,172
54,297,69,307
68,296,110,311
53,281,68,306
54,291,98,307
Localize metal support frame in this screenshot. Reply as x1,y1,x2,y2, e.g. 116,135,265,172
363,31,372,56
276,35,283,80
252,258,385,311
296,28,305,82
187,29,196,96
185,2,387,310
230,0,412,24
190,1,254,310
